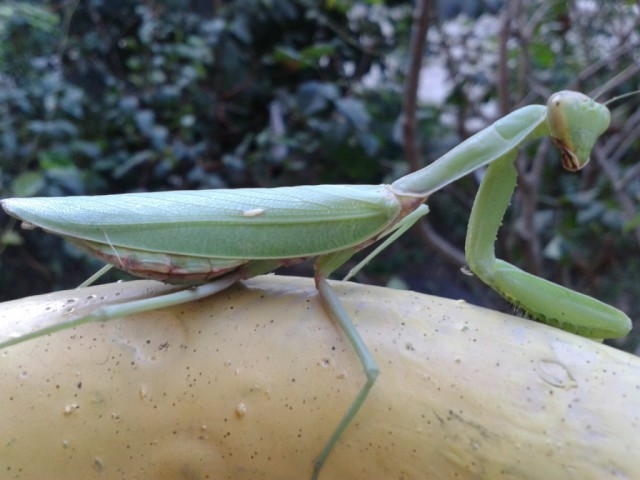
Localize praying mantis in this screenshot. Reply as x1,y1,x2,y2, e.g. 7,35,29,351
0,90,633,480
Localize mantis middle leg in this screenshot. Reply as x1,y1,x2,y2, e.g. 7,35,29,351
309,206,432,478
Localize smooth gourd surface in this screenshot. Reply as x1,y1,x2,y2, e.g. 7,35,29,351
0,276,638,479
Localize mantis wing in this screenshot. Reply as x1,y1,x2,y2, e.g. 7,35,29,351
2,185,402,259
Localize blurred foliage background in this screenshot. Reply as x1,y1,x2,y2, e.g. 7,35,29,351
0,0,639,353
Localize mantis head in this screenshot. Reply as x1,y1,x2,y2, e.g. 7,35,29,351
546,91,611,172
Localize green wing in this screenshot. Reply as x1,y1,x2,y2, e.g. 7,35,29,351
2,185,401,259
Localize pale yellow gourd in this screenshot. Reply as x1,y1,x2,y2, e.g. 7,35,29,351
0,276,637,479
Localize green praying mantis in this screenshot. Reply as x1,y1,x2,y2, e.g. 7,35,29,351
0,90,633,480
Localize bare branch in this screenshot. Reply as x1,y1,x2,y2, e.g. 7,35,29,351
402,0,433,172
400,0,467,267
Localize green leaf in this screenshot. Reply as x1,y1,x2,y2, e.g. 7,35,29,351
335,98,370,130
10,172,45,197
1,230,23,247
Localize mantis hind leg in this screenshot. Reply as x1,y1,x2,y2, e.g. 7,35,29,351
78,264,114,287
311,273,379,480
0,272,242,350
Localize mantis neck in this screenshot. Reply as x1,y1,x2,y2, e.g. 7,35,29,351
390,105,548,198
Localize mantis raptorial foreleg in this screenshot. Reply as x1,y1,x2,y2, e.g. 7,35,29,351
466,151,621,339
1,90,632,479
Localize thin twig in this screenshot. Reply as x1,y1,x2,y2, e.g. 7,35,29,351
400,0,466,266
402,0,433,172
